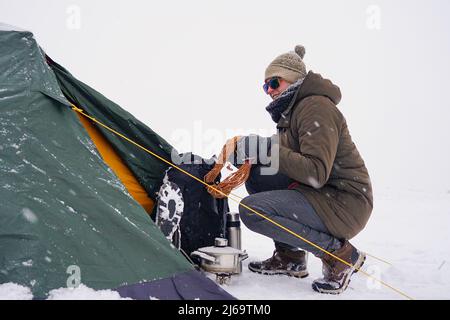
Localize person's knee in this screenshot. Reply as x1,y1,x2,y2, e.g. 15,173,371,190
238,196,263,230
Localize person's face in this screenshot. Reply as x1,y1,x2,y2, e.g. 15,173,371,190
264,77,292,100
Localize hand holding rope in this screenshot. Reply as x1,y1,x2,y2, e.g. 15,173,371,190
204,136,253,198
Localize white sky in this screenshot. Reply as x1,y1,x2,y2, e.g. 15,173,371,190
1,0,450,193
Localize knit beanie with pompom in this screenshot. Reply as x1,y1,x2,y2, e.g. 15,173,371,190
265,45,307,83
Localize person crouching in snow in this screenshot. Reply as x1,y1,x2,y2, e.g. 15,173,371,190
231,45,373,294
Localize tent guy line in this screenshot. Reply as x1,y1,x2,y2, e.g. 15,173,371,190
70,104,413,300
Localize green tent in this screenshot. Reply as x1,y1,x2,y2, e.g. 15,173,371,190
0,25,233,300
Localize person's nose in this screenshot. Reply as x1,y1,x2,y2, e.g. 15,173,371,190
267,86,276,95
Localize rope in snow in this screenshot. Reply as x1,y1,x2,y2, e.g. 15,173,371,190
366,253,393,266
71,104,411,300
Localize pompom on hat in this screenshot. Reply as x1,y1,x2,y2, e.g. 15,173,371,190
265,45,307,83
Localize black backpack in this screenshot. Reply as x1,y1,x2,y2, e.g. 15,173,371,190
155,153,228,255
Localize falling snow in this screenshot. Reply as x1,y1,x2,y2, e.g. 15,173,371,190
21,208,38,224
22,260,33,267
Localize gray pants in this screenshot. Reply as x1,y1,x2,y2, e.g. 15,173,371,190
238,165,342,258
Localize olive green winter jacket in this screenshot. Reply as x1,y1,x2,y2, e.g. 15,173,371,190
277,71,373,239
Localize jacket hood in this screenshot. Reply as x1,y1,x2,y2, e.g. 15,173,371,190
295,71,342,105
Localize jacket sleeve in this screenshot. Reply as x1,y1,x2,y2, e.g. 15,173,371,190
278,100,341,189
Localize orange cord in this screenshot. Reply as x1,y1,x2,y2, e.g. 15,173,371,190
204,136,252,198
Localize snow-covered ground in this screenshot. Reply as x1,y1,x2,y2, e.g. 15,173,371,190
215,186,450,300
0,283,128,300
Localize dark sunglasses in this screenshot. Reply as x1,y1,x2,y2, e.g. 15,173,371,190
263,77,280,94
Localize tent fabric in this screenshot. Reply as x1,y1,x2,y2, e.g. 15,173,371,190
0,29,234,300
47,56,176,204
75,111,154,214
116,269,235,300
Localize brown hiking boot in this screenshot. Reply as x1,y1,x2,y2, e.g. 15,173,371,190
248,247,309,278
312,240,366,294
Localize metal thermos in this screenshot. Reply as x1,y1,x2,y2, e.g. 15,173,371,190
226,212,241,250
226,212,242,273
